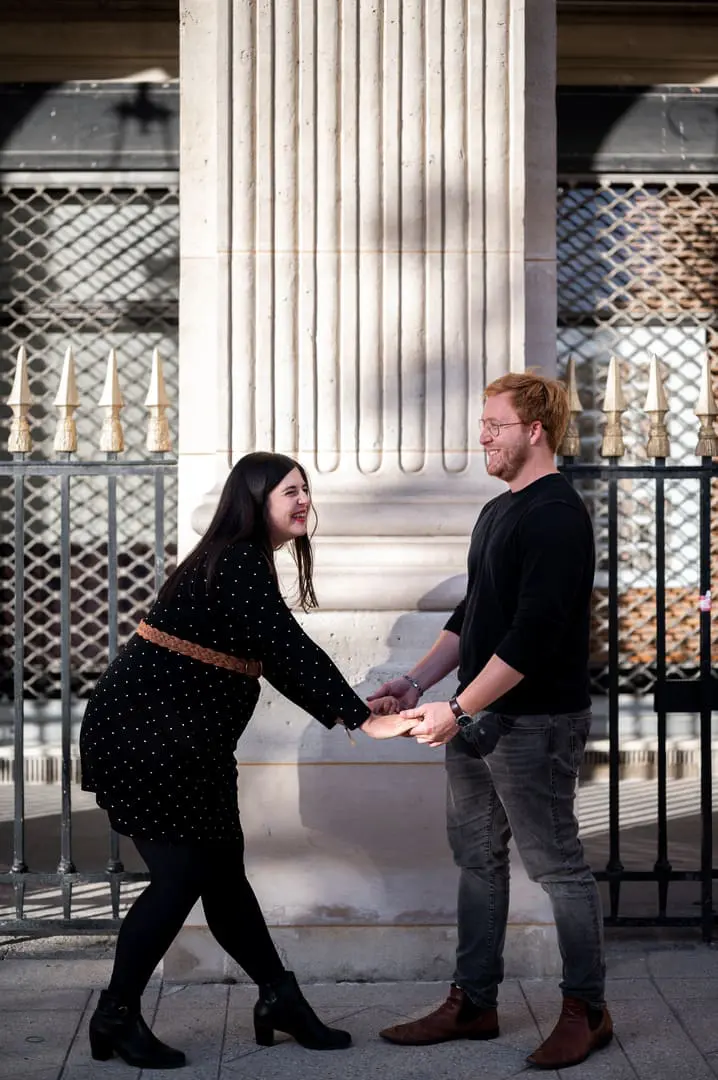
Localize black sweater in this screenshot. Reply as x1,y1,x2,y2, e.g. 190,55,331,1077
445,473,595,715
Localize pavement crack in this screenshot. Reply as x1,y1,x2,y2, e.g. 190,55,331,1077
216,983,230,1080
612,1032,641,1080
56,986,93,1079
651,970,716,1075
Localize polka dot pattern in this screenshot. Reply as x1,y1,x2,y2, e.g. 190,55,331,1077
79,541,370,841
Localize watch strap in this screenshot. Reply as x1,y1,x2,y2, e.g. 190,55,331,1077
449,696,466,721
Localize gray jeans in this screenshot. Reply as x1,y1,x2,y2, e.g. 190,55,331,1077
446,709,605,1009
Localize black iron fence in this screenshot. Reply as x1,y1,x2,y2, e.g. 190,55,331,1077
1,345,175,931
561,457,717,939
560,354,718,941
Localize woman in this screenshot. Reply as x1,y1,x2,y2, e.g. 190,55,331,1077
80,452,409,1070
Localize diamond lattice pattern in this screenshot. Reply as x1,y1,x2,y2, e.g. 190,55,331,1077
558,180,718,694
0,180,178,700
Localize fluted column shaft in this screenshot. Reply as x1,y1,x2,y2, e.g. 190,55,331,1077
179,0,557,605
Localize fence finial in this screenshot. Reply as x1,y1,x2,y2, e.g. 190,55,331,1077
600,355,627,458
53,346,79,453
644,354,670,458
7,345,33,453
144,348,172,453
558,355,582,457
98,348,125,453
695,355,718,458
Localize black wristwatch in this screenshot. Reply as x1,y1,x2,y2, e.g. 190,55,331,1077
449,696,474,728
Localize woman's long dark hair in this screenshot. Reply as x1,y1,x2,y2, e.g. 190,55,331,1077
159,452,318,610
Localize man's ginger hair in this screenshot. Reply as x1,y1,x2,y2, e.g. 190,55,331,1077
484,371,570,453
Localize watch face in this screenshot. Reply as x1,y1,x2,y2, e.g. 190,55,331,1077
457,713,473,727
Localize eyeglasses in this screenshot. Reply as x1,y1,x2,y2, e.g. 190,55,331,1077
478,419,526,438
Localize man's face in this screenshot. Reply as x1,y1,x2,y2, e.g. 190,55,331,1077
480,392,531,483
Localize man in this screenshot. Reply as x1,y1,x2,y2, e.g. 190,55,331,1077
369,372,611,1070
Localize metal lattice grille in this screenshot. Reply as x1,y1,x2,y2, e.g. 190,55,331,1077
0,175,178,700
558,178,718,694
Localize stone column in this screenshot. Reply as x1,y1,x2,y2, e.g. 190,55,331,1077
173,0,559,983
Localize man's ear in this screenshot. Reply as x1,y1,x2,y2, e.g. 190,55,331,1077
529,420,544,445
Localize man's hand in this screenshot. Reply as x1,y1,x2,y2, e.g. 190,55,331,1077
368,695,401,716
360,714,417,740
401,701,459,748
367,678,420,711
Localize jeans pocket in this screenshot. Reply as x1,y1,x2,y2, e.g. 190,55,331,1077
550,711,592,777
460,712,503,756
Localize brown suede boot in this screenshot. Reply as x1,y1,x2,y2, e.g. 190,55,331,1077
379,985,499,1045
527,997,613,1069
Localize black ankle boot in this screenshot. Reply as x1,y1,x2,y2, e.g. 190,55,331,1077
89,990,186,1069
254,971,352,1050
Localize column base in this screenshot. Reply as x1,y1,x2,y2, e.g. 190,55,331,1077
164,923,561,984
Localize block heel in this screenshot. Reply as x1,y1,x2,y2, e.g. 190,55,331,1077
254,971,351,1051
88,990,186,1069
254,1020,275,1047
89,1030,114,1061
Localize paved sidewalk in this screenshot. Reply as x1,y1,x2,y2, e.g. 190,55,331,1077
2,935,718,1079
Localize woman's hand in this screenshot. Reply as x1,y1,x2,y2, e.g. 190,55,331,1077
360,713,417,740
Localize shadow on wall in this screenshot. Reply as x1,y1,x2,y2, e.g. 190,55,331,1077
237,588,598,927
237,603,463,928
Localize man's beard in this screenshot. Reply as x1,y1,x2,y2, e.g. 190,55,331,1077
486,443,529,482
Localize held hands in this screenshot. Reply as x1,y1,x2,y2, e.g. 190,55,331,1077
360,713,417,740
365,680,460,747
367,677,421,712
362,681,419,741
360,697,460,747
401,701,459,748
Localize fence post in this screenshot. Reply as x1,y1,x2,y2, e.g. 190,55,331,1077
600,356,627,920
6,346,31,921
644,354,671,917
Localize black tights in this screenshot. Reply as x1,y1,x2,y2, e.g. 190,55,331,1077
108,836,285,1008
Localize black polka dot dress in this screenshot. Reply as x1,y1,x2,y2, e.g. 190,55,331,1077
79,541,370,842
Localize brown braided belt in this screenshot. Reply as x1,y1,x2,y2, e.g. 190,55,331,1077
136,620,263,678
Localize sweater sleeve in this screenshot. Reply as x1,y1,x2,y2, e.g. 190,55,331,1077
215,544,370,730
493,502,593,677
444,596,466,637
444,500,493,638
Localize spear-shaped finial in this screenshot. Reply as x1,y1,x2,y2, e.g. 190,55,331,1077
98,348,125,453
144,348,172,453
644,354,670,458
695,354,718,458
600,356,627,458
53,346,79,453
7,345,33,454
558,356,583,457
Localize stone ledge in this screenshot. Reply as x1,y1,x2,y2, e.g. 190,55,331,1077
163,923,561,984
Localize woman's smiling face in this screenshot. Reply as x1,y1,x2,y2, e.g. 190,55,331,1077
265,466,311,546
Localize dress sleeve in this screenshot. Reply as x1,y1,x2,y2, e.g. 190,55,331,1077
213,543,370,730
